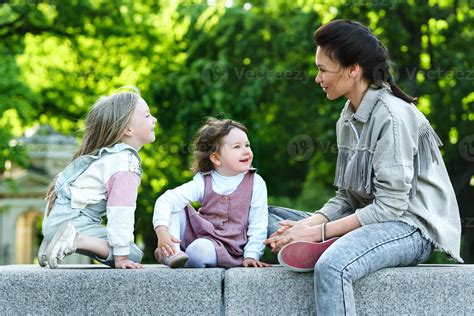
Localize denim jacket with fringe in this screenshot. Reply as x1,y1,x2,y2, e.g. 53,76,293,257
318,86,463,262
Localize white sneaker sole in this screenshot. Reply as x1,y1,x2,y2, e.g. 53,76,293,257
155,248,189,268
168,255,188,268
277,238,339,273
45,222,76,269
38,239,49,267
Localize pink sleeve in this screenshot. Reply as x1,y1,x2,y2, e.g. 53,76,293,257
105,171,141,206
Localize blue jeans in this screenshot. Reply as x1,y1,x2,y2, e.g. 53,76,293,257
267,206,313,237
45,213,144,267
268,207,433,315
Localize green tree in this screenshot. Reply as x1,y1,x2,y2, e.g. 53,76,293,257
0,0,472,264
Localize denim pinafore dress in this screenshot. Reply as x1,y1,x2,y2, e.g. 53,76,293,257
42,143,141,242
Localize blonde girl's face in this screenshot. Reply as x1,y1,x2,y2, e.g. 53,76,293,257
123,98,157,150
211,127,253,177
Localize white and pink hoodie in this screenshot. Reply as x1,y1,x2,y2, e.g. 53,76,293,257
69,150,141,256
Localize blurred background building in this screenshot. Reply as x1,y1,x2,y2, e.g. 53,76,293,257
0,125,88,265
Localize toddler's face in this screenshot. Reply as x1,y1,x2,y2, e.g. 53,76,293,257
213,127,253,176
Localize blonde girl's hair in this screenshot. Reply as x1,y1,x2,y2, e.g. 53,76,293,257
191,117,248,173
45,89,141,215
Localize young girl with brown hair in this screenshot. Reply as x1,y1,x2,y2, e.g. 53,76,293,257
153,117,269,268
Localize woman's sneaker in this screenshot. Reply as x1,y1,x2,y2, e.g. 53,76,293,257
45,221,78,269
37,239,49,267
277,238,339,272
154,248,188,268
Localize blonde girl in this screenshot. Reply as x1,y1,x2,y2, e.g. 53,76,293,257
38,89,156,269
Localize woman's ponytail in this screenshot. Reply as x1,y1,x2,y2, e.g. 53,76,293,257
387,76,418,104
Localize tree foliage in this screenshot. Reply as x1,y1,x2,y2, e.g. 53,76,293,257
0,0,472,263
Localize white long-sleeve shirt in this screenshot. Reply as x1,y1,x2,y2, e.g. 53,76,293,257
153,170,268,260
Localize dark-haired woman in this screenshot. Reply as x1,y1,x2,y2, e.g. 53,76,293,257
264,19,462,314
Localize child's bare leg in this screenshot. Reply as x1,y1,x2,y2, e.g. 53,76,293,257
46,222,142,269
74,234,109,259
75,234,142,269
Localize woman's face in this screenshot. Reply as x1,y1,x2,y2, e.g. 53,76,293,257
314,46,352,100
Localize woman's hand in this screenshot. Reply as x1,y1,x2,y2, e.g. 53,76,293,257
270,220,300,237
265,220,304,252
264,224,320,252
114,256,142,269
242,258,271,268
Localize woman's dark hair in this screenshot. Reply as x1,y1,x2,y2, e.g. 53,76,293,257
314,19,417,104
191,117,248,173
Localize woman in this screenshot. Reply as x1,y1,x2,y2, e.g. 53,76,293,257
264,19,462,315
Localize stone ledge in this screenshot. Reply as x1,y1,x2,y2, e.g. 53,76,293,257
224,264,474,315
0,265,224,315
1,264,473,315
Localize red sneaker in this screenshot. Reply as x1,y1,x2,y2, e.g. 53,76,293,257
277,238,339,272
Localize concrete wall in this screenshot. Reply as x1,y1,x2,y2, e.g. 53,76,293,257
1,264,473,315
